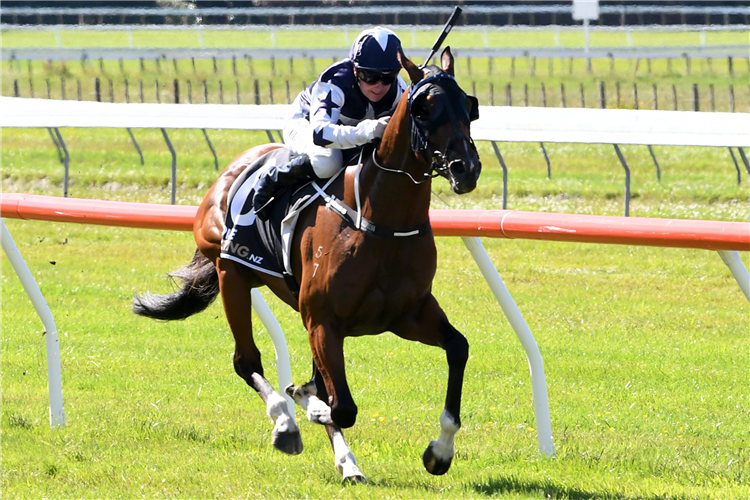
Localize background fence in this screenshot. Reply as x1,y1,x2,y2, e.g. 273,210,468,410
2,3,749,28
4,57,748,113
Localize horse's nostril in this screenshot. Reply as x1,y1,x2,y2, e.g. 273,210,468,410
449,160,466,176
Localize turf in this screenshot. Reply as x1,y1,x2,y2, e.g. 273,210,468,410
2,125,748,500
1,26,749,500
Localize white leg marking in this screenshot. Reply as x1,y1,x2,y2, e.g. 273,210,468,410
332,428,366,483
266,391,299,435
288,381,332,425
429,409,460,462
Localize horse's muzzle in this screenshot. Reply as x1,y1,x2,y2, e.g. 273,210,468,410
448,158,482,194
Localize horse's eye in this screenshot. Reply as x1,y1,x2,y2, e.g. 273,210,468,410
412,100,430,122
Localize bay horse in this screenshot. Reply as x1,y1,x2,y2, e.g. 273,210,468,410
133,47,481,483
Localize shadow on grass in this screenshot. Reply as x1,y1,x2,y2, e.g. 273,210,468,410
473,475,698,500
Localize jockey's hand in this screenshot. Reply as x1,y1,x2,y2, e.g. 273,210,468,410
373,116,391,139
354,117,392,144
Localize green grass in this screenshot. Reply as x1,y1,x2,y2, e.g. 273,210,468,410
1,28,749,49
1,27,749,499
1,122,749,499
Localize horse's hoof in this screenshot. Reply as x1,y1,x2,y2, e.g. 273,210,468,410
272,429,303,455
337,462,367,484
286,381,315,402
284,383,296,399
341,471,367,485
422,442,453,475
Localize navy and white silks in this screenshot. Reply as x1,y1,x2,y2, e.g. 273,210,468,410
283,59,407,177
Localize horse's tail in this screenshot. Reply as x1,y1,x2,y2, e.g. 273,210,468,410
132,249,219,321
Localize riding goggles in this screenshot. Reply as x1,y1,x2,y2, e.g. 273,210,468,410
357,68,399,85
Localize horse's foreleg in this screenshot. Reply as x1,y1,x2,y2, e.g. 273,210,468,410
307,324,358,428
327,424,366,484
285,368,366,484
217,259,302,455
392,295,469,475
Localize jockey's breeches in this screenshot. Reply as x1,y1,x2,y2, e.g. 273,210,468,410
283,118,343,179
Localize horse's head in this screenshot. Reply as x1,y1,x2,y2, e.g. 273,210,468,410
398,46,482,194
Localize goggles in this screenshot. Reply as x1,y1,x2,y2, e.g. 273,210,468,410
357,68,399,85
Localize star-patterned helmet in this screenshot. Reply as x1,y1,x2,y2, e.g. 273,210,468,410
349,27,402,72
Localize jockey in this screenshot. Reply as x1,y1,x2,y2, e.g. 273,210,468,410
253,26,408,219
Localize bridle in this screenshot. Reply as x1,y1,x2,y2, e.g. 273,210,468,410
373,70,479,185
318,69,479,239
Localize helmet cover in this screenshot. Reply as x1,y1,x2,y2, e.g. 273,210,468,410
349,27,402,72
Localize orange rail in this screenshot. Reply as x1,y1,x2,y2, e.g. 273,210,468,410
2,193,748,252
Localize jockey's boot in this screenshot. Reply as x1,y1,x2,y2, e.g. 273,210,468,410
253,154,318,221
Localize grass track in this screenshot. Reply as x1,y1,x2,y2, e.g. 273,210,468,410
1,219,748,499
2,127,749,498
1,26,749,500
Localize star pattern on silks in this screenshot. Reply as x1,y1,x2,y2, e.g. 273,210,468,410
312,126,333,147
319,91,340,118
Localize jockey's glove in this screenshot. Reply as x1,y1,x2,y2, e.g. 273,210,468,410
372,116,391,139
356,116,391,143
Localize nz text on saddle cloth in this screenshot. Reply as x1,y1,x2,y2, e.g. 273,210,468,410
221,148,343,279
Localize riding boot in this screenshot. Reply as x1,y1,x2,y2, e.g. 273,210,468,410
253,154,318,220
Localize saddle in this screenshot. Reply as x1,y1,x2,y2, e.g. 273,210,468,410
221,145,432,295
221,148,341,291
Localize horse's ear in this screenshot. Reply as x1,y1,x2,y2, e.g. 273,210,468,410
440,46,455,77
398,47,423,84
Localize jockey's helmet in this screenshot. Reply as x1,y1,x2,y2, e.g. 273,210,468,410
349,27,402,72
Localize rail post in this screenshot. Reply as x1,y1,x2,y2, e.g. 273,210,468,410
461,236,554,458
1,219,65,428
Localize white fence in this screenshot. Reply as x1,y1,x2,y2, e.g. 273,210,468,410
4,45,748,62
1,96,748,214
2,96,748,458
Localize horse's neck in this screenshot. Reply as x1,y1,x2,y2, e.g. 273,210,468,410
346,97,432,229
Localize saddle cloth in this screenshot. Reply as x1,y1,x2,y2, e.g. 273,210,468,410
220,148,339,279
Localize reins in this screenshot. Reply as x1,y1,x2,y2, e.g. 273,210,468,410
371,147,439,185
311,148,431,239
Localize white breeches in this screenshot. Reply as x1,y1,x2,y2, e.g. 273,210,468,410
283,118,343,179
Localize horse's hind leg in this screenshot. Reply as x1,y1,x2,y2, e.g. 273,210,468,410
391,294,469,476
217,259,302,455
285,367,366,484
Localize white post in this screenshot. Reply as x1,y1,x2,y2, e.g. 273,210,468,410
572,1,598,72
583,19,590,71
461,236,555,457
251,288,295,415
1,219,65,427
718,250,750,303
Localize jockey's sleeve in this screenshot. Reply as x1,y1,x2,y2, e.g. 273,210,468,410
308,81,379,150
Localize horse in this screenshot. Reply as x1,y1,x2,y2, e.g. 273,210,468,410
133,46,481,483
